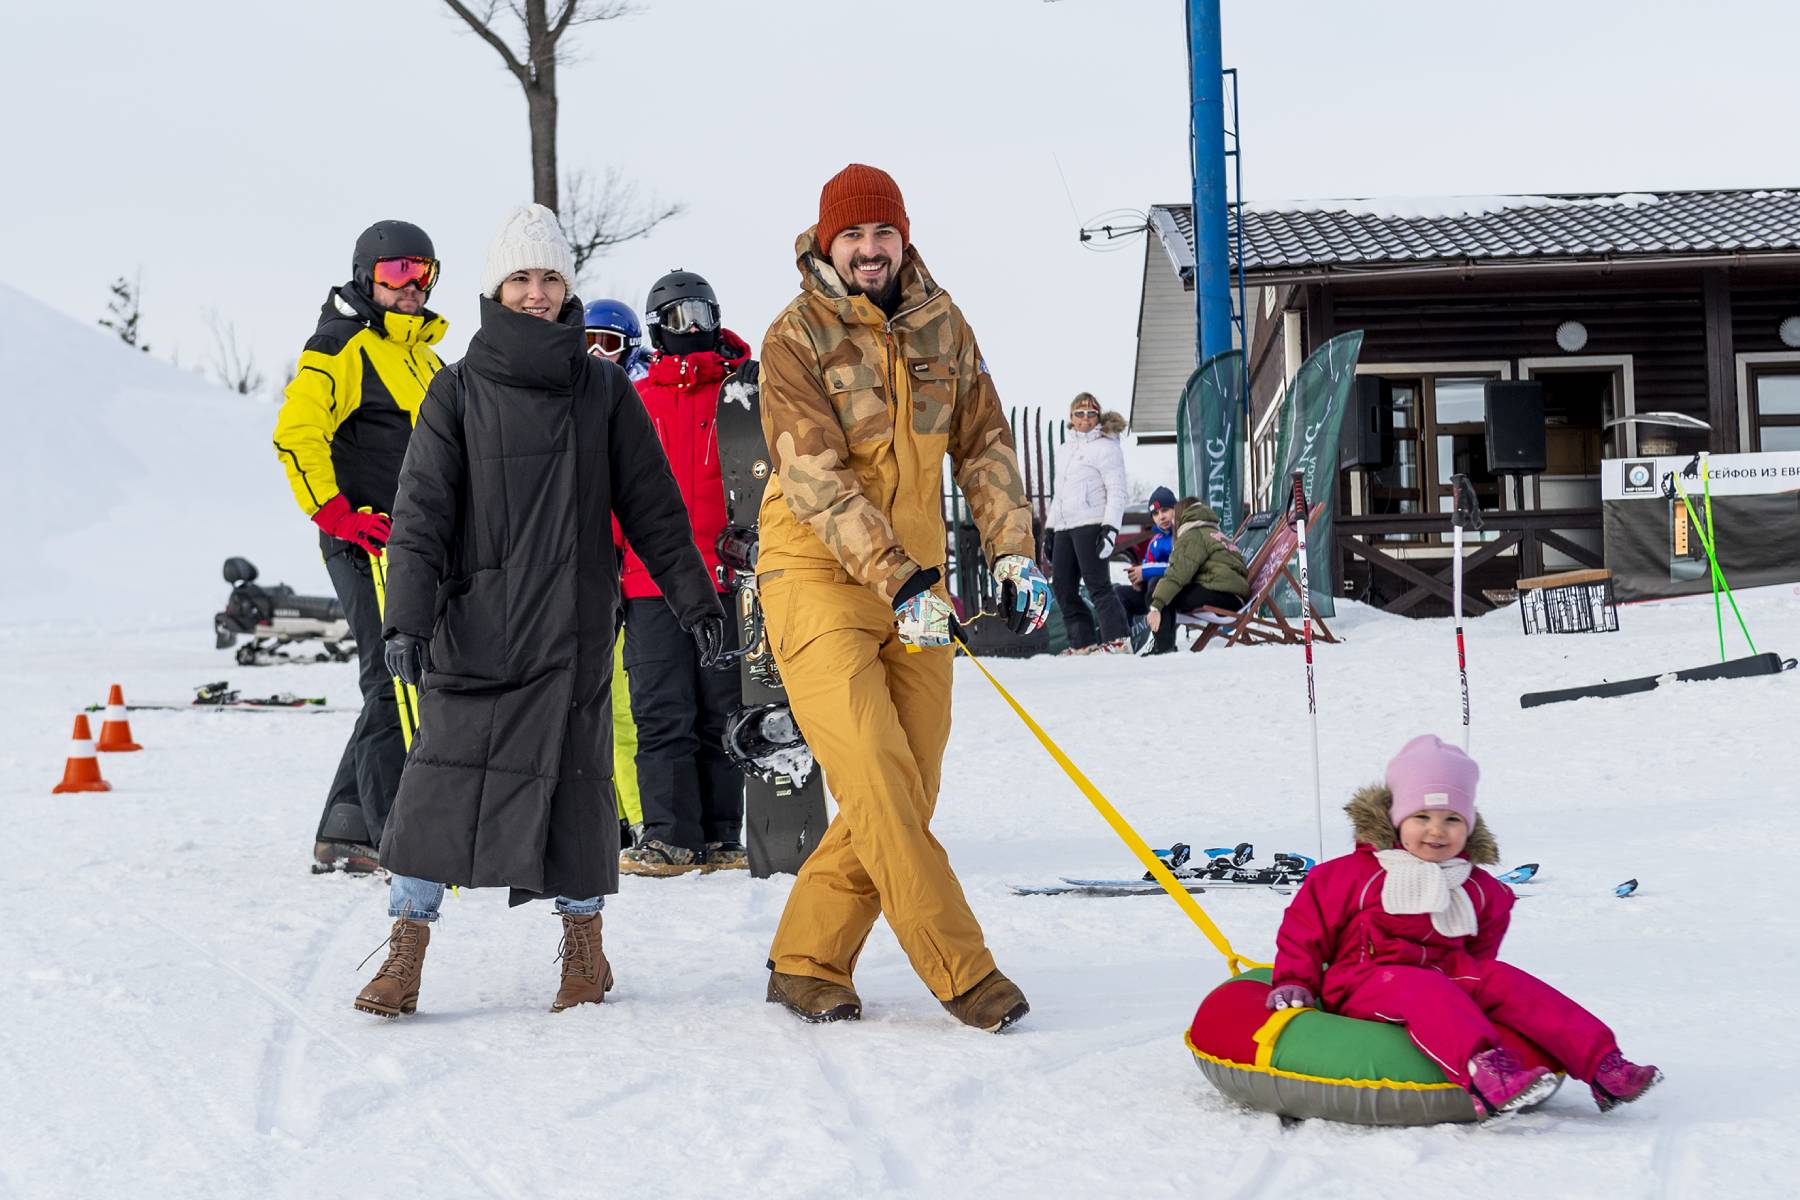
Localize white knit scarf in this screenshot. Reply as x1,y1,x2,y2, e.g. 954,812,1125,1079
1374,849,1477,938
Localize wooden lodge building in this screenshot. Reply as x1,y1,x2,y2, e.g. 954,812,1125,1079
1129,189,1800,615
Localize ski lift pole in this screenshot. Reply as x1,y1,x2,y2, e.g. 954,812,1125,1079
1290,470,1322,862
1450,474,1483,751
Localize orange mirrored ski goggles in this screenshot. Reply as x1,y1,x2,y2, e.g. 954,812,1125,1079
371,256,440,292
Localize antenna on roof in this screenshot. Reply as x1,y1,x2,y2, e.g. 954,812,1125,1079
1079,209,1150,252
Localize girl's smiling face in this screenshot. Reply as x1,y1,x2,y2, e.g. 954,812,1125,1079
1398,809,1469,862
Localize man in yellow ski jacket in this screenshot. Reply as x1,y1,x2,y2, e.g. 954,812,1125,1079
759,165,1050,1032
272,220,447,873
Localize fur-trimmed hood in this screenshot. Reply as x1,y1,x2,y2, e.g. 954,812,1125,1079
1097,410,1127,437
1345,783,1499,865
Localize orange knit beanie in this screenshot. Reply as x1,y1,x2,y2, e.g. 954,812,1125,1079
816,164,910,255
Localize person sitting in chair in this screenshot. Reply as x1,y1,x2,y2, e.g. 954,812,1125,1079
1144,501,1249,655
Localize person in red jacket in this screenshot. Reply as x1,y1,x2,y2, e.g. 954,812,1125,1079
617,270,749,876
1269,735,1662,1122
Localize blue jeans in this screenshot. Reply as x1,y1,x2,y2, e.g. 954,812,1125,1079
387,874,603,921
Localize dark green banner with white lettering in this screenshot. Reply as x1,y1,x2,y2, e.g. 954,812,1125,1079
1176,350,1245,538
1251,329,1365,618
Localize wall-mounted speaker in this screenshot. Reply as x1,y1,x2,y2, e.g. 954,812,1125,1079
1484,381,1546,473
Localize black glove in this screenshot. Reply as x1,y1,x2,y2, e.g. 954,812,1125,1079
690,612,729,670
1097,525,1118,559
385,632,430,686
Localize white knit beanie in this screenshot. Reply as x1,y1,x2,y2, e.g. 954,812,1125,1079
480,203,575,298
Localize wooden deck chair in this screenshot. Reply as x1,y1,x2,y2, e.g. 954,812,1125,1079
1176,501,1338,652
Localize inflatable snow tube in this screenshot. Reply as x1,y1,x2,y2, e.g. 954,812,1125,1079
1186,968,1561,1126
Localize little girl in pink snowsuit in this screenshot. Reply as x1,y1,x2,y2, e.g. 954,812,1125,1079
1268,735,1662,1120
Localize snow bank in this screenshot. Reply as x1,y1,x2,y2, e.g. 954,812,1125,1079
2,280,326,629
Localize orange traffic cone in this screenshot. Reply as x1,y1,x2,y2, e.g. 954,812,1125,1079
53,715,112,794
95,684,143,752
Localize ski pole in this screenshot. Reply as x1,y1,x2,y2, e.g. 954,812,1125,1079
1290,470,1322,864
1669,472,1756,656
360,511,420,749
1703,454,1724,663
1450,474,1483,751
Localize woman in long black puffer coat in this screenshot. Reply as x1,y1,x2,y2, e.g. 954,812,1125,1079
354,204,725,1019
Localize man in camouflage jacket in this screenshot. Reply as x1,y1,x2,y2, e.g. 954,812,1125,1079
758,165,1048,1032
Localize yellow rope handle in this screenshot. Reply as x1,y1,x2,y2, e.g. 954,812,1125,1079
956,638,1270,974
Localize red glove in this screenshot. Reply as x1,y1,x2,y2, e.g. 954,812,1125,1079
311,495,391,553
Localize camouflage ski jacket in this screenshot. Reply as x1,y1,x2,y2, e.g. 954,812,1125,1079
755,228,1034,604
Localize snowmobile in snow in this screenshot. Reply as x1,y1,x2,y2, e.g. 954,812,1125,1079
213,556,355,666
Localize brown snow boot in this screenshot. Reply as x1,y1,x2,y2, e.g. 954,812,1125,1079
353,918,430,1017
766,971,862,1023
550,913,614,1012
941,969,1029,1033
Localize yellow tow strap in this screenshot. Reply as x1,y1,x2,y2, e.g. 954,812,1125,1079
956,637,1269,975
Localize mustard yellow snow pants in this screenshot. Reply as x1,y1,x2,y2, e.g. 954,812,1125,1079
612,638,642,827
762,569,995,1001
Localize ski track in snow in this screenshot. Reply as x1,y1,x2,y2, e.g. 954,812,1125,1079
4,583,1799,1197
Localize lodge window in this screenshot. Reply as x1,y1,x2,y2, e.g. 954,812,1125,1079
1346,372,1505,542
1751,368,1800,452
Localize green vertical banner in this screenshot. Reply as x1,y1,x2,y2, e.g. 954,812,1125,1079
1176,350,1245,537
1265,329,1365,618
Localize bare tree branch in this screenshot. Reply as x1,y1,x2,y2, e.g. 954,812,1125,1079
441,0,529,84
442,1,652,211
204,309,265,396
559,167,683,282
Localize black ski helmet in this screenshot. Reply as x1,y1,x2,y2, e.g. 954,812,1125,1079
351,220,437,295
644,269,720,355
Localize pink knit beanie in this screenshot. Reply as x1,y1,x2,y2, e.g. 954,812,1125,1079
1385,734,1479,826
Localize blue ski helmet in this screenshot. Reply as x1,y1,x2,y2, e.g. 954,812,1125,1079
582,298,643,344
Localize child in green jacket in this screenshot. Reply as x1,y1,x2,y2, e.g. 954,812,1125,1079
1144,502,1249,654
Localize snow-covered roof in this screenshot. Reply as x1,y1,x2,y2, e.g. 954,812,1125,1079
1150,189,1800,279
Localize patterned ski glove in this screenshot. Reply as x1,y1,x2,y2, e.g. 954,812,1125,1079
1265,984,1317,1011
1096,525,1118,560
991,554,1050,635
893,567,955,648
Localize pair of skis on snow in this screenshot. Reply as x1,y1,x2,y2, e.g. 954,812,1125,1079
1498,862,1640,899
84,681,353,712
1010,842,1315,897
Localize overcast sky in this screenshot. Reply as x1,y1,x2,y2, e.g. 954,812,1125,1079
4,0,1794,468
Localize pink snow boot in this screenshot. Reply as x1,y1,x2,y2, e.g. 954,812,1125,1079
1589,1050,1662,1112
1466,1047,1559,1121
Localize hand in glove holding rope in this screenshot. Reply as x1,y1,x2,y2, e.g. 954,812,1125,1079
992,554,1050,635
893,567,955,648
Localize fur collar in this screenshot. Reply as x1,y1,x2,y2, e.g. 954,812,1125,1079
1345,783,1498,865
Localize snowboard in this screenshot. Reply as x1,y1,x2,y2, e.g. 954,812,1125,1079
716,362,828,878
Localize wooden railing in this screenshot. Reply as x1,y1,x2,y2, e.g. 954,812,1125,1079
1334,509,1603,616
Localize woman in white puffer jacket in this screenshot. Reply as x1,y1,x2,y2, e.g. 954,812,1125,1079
1043,393,1130,653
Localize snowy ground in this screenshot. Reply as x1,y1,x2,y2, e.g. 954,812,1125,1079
3,586,1796,1198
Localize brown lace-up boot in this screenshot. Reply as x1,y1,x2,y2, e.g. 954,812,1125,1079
941,969,1029,1033
550,913,614,1012
353,918,430,1017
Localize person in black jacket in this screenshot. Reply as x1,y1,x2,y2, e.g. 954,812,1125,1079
353,205,726,1019
272,219,448,874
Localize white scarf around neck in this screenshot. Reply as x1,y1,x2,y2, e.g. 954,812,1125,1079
1374,849,1477,938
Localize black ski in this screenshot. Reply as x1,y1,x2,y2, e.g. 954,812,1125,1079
1520,651,1793,708
715,362,828,878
